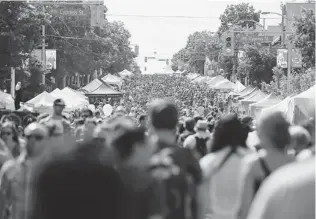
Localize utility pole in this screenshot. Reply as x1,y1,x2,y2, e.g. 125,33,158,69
41,24,46,85
10,67,15,97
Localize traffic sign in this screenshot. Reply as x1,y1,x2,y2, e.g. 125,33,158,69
47,5,89,17
190,54,205,61
238,34,274,43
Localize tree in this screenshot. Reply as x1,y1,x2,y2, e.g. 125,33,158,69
262,68,315,98
237,45,276,86
171,31,220,74
291,9,315,69
0,2,45,86
218,3,261,35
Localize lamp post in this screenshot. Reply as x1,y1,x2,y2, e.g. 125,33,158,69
261,11,286,48
261,10,291,92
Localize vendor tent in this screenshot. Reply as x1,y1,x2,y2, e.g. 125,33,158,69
207,75,226,87
119,69,133,77
234,87,258,100
234,80,246,92
240,90,267,104
81,78,104,93
25,91,56,113
249,93,281,117
192,76,206,83
50,88,88,110
62,87,89,101
230,86,253,98
85,82,122,105
101,74,123,87
261,96,292,117
50,88,61,96
187,73,200,80
240,90,268,113
213,80,235,90
287,85,315,124
0,91,14,110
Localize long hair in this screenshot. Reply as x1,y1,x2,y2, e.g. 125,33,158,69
0,122,20,157
210,113,244,153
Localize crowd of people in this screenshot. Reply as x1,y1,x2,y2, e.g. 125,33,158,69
120,75,228,118
0,89,314,219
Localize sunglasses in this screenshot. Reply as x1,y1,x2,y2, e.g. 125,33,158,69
25,135,44,141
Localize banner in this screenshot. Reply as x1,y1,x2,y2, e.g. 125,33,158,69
31,49,57,70
291,48,302,68
277,49,288,68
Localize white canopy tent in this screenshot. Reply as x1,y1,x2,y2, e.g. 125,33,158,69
234,80,246,93
62,87,89,101
207,75,226,87
287,85,315,124
240,90,268,113
0,91,15,110
187,73,200,80
101,74,123,87
261,96,292,117
50,88,88,111
249,93,281,117
119,69,133,77
213,80,236,90
192,76,207,83
80,79,104,93
25,91,56,113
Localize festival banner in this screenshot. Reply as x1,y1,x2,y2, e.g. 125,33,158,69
277,49,288,68
291,48,302,68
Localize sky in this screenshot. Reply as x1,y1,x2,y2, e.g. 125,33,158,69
105,0,284,58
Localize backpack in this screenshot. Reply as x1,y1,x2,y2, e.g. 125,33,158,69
194,137,209,159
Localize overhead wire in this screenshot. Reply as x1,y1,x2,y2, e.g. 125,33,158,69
106,14,282,20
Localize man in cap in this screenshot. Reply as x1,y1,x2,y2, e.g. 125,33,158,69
183,120,212,160
0,123,48,219
39,99,71,136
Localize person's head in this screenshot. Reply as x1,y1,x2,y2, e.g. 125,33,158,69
288,126,311,154
115,106,126,116
1,121,19,144
257,111,291,151
0,121,20,156
24,123,48,157
241,116,254,131
148,99,178,134
194,120,208,133
112,127,152,168
81,109,93,122
210,113,244,152
138,114,147,128
194,116,203,124
53,99,66,116
95,110,101,118
31,155,123,219
184,118,195,133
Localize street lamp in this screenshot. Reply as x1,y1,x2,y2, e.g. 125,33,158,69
262,10,291,93
261,11,286,47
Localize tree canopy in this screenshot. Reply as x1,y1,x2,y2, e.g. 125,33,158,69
291,9,315,69
0,1,137,95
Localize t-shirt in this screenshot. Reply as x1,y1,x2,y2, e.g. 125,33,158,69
247,157,315,219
